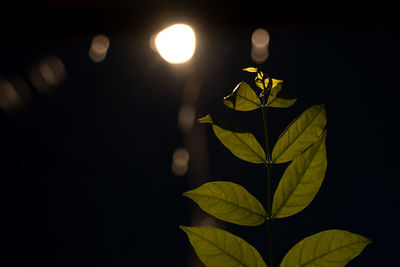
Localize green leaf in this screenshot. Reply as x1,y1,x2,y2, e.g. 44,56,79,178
242,67,258,73
280,229,371,267
272,104,326,163
255,72,283,90
254,74,295,107
199,115,266,164
223,82,262,111
198,115,213,124
272,132,327,218
184,181,267,226
267,83,297,108
180,226,267,267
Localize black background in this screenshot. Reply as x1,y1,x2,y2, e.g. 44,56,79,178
1,1,399,266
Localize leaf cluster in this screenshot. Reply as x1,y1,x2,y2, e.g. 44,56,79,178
180,68,370,267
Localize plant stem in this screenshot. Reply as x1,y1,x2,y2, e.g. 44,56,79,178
261,92,275,267
261,105,272,209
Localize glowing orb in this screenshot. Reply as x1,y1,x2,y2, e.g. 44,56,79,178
155,24,196,64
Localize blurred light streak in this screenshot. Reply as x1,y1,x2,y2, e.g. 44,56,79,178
0,78,21,110
29,56,66,92
171,147,190,176
177,78,210,179
182,78,201,104
89,34,110,63
197,215,220,228
155,24,196,64
178,78,201,133
190,210,222,232
251,28,270,63
178,104,196,133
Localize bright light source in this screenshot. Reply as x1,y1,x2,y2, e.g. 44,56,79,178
155,24,196,64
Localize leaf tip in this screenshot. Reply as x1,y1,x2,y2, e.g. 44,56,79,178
179,225,188,232
360,234,372,245
242,67,258,73
317,103,326,110
198,115,213,124
223,98,234,109
182,190,192,198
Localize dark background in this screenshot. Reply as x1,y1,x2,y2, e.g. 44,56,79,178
1,1,399,266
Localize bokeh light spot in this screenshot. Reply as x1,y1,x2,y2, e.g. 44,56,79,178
251,45,269,63
171,147,190,176
252,28,270,48
251,28,270,63
89,34,110,63
29,56,66,92
0,79,20,110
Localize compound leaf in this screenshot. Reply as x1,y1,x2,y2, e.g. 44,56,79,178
272,104,326,164
180,226,267,267
272,132,327,218
223,82,262,111
199,115,266,164
184,181,267,226
280,229,371,267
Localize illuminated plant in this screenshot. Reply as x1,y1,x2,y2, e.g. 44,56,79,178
180,67,370,267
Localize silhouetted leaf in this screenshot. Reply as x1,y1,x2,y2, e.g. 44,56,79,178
184,181,267,226
272,104,326,163
272,132,327,218
280,230,371,267
199,115,266,164
267,83,297,108
223,82,262,111
180,226,267,267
